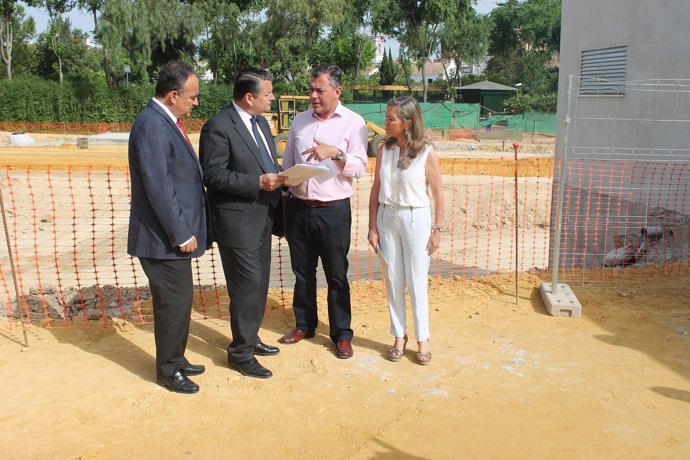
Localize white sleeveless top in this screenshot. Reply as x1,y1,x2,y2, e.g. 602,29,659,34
378,143,431,207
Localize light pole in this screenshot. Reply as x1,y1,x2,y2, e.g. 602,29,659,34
514,82,523,95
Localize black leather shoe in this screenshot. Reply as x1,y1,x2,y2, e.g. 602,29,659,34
157,370,199,394
228,357,273,379
254,342,280,356
182,363,205,376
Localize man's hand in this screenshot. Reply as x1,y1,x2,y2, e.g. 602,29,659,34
179,236,198,253
301,138,338,162
259,173,286,191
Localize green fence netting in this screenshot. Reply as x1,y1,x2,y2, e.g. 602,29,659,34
347,102,480,130
522,112,557,135
346,102,556,136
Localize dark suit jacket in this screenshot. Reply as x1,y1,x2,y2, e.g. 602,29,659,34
127,100,211,259
199,104,282,249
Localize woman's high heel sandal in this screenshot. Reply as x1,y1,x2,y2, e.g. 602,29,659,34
416,339,432,365
415,350,432,365
386,335,408,362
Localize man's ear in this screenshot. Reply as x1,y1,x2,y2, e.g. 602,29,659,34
244,92,255,107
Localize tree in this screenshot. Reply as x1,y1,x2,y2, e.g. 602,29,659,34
371,0,470,102
255,0,346,83
379,48,396,85
98,0,206,83
311,30,375,82
397,53,412,87
6,14,36,78
517,0,561,54
34,17,101,81
197,0,264,84
41,0,80,84
75,0,113,86
485,0,560,95
439,8,491,91
486,0,521,58
321,0,374,81
0,0,38,79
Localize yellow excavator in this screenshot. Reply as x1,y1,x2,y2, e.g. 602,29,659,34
263,95,385,157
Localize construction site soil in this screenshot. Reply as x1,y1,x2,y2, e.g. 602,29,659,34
1,131,689,459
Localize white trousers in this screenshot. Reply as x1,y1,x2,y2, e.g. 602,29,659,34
377,204,431,342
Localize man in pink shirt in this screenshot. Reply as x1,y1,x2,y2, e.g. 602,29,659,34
279,63,368,359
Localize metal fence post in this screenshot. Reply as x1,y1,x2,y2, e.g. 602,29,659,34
539,74,582,317
551,75,573,294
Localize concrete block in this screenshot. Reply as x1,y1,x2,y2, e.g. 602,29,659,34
8,132,35,145
77,132,130,149
540,282,581,317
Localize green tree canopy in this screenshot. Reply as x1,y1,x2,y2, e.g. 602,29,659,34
371,0,471,101
379,48,396,85
98,0,205,82
197,0,245,84
440,8,491,90
485,0,560,95
34,16,100,81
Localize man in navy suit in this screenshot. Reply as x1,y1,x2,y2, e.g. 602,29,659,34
199,68,284,379
128,60,211,394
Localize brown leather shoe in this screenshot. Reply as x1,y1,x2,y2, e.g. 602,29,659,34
335,340,353,359
279,328,315,344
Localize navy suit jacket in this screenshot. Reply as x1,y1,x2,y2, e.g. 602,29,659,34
127,100,211,259
199,104,282,249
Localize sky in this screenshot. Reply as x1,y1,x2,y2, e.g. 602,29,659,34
25,0,501,35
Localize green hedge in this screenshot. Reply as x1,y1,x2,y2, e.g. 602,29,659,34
503,93,558,114
0,77,235,123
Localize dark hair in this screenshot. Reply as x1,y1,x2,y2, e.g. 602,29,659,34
311,63,342,88
233,67,273,101
155,60,196,97
384,96,430,157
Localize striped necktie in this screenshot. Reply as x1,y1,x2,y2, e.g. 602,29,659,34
251,116,277,173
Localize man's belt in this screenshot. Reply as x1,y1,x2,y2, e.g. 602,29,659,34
292,196,349,208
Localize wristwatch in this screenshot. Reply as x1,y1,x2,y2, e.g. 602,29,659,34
335,149,344,161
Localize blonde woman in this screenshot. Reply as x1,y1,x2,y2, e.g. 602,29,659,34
368,96,444,365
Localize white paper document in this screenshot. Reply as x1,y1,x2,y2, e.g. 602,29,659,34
279,162,336,186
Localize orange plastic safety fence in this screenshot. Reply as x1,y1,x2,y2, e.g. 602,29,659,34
551,159,690,284
0,160,547,329
2,156,687,330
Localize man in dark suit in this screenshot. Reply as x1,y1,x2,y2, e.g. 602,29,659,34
199,68,284,379
128,60,211,394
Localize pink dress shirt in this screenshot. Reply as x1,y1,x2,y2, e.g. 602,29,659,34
282,102,368,201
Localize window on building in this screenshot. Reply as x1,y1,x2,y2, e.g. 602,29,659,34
580,45,627,95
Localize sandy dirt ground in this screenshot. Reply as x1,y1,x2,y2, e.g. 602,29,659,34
2,132,690,459
2,274,690,459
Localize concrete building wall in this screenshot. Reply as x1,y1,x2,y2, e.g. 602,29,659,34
558,0,690,160
552,0,690,268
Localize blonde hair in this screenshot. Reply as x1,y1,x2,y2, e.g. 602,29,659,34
383,96,430,157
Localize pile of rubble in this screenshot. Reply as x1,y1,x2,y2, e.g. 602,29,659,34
6,284,152,322
604,226,690,267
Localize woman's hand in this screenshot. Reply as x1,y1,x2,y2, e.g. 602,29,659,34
367,229,380,253
426,230,441,255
